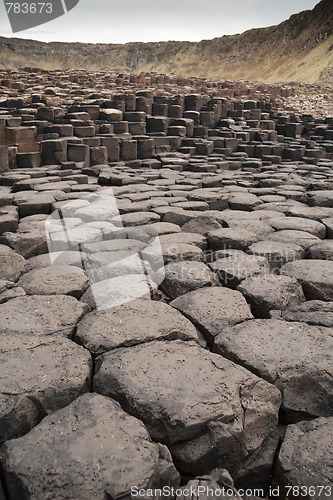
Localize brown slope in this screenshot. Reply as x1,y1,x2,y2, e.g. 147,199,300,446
0,0,332,83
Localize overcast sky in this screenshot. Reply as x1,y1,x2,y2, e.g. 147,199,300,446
0,0,320,44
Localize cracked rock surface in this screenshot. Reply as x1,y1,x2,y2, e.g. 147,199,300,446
94,340,281,475
1,393,180,500
0,69,333,498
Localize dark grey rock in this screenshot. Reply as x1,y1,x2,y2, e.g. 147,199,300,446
307,240,333,260
275,418,333,499
267,230,321,250
0,295,89,337
282,300,333,327
160,261,219,299
214,319,333,421
248,240,305,272
1,393,180,499
94,340,281,475
209,254,269,289
208,228,260,252
0,244,29,282
280,259,333,300
76,298,199,355
237,274,305,318
18,266,88,298
264,216,326,238
0,333,91,442
171,287,253,345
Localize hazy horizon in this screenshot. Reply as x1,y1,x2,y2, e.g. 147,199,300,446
0,0,320,45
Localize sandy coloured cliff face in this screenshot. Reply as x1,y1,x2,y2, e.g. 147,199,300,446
0,0,333,83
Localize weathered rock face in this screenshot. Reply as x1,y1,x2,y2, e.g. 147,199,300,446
237,274,305,318
248,240,305,272
2,66,333,497
0,243,29,281
94,340,281,475
209,254,269,289
0,0,333,84
208,228,260,252
214,319,333,421
171,287,253,345
281,300,333,327
0,333,92,442
308,239,333,260
0,295,89,337
160,260,219,299
1,393,180,499
265,216,326,238
17,265,89,298
280,259,333,300
275,418,333,498
0,220,48,258
76,298,199,355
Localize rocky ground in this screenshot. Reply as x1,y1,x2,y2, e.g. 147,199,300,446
0,69,332,499
281,82,333,118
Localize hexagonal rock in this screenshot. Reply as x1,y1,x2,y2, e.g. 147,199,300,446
156,243,204,265
171,287,253,346
282,301,333,327
84,250,145,283
275,418,333,498
15,192,55,218
160,261,219,299
208,229,260,252
181,216,223,236
214,320,333,421
308,190,333,207
0,211,18,235
159,232,207,250
265,216,326,239
94,340,281,475
1,393,180,500
224,220,274,240
120,211,160,226
28,251,85,270
209,255,269,289
237,275,305,318
76,298,199,355
266,230,321,250
228,192,263,211
280,259,333,301
248,240,305,273
0,244,29,282
17,266,89,298
307,240,333,260
146,222,181,235
82,238,146,254
46,225,102,252
0,295,88,337
0,333,91,442
0,227,48,258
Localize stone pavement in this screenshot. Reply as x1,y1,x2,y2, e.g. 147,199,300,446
0,69,332,499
